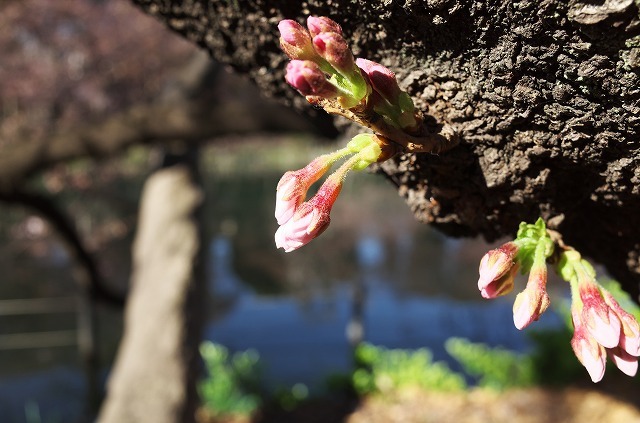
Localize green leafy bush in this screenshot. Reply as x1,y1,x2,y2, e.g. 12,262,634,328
273,383,310,411
352,343,466,395
445,338,535,390
198,342,262,419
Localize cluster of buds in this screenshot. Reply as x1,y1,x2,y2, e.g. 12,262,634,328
561,250,639,382
478,219,553,330
477,218,640,382
278,16,457,153
279,17,370,109
274,134,395,252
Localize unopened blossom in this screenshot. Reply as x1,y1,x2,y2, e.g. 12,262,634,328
278,19,316,60
355,58,403,106
608,347,639,377
512,263,550,330
275,134,382,252
478,241,519,298
275,154,337,225
306,16,343,37
571,308,607,383
275,176,341,252
480,264,517,299
356,58,417,129
601,290,640,357
578,280,621,349
312,32,356,76
285,60,338,98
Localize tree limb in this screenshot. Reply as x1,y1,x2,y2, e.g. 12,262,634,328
0,188,126,306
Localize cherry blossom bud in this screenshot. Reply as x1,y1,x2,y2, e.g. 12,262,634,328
607,347,639,377
285,60,337,98
480,262,518,299
275,156,334,225
512,263,550,330
306,16,343,37
579,281,622,349
275,176,342,252
278,19,316,60
355,58,403,105
478,241,519,298
571,318,607,383
601,290,640,356
312,32,355,75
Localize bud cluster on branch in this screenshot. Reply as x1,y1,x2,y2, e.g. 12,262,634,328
274,16,449,252
278,16,458,155
478,218,640,382
274,134,394,252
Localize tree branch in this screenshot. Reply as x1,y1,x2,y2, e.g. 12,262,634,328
0,188,126,306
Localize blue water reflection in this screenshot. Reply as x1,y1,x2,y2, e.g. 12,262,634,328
205,235,562,390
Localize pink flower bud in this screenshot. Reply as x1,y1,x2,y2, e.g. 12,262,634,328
571,320,607,383
278,19,316,60
512,264,550,330
607,347,639,377
312,32,355,74
478,242,519,297
480,262,518,299
306,16,343,37
579,282,622,349
275,177,342,252
601,290,640,357
355,58,403,105
285,60,337,98
275,156,333,225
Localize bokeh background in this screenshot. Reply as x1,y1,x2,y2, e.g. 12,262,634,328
1,1,638,423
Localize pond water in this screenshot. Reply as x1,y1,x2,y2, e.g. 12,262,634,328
0,142,565,422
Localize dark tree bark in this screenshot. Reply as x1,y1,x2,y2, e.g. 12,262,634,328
130,0,640,299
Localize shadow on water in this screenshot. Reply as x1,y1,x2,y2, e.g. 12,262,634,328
0,149,564,422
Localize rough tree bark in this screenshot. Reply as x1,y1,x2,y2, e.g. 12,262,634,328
131,0,640,299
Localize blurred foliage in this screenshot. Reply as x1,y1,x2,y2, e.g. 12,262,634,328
198,342,309,418
198,279,640,419
272,383,310,411
198,342,262,419
445,338,535,390
527,328,583,386
351,343,467,395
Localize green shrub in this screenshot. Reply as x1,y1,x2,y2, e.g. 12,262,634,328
445,338,535,390
273,383,309,411
198,342,262,418
352,343,466,395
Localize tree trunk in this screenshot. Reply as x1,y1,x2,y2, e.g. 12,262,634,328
130,0,640,299
97,151,204,423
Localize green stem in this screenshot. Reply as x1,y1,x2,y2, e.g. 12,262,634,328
569,276,583,313
323,146,355,165
331,153,363,182
532,239,547,269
